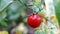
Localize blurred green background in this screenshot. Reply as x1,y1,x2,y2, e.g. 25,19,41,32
0,0,60,34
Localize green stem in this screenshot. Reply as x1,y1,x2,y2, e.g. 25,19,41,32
19,0,27,7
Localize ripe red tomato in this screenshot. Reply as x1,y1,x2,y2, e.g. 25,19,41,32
27,14,42,28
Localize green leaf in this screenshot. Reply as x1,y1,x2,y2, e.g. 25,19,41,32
0,0,12,11
2,9,7,18
55,0,60,27
0,21,8,27
7,1,21,20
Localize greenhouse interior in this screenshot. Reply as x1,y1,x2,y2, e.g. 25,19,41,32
0,0,60,34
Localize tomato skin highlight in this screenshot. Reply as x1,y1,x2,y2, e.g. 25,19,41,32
27,14,42,28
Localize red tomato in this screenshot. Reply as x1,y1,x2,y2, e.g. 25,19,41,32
27,14,42,28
